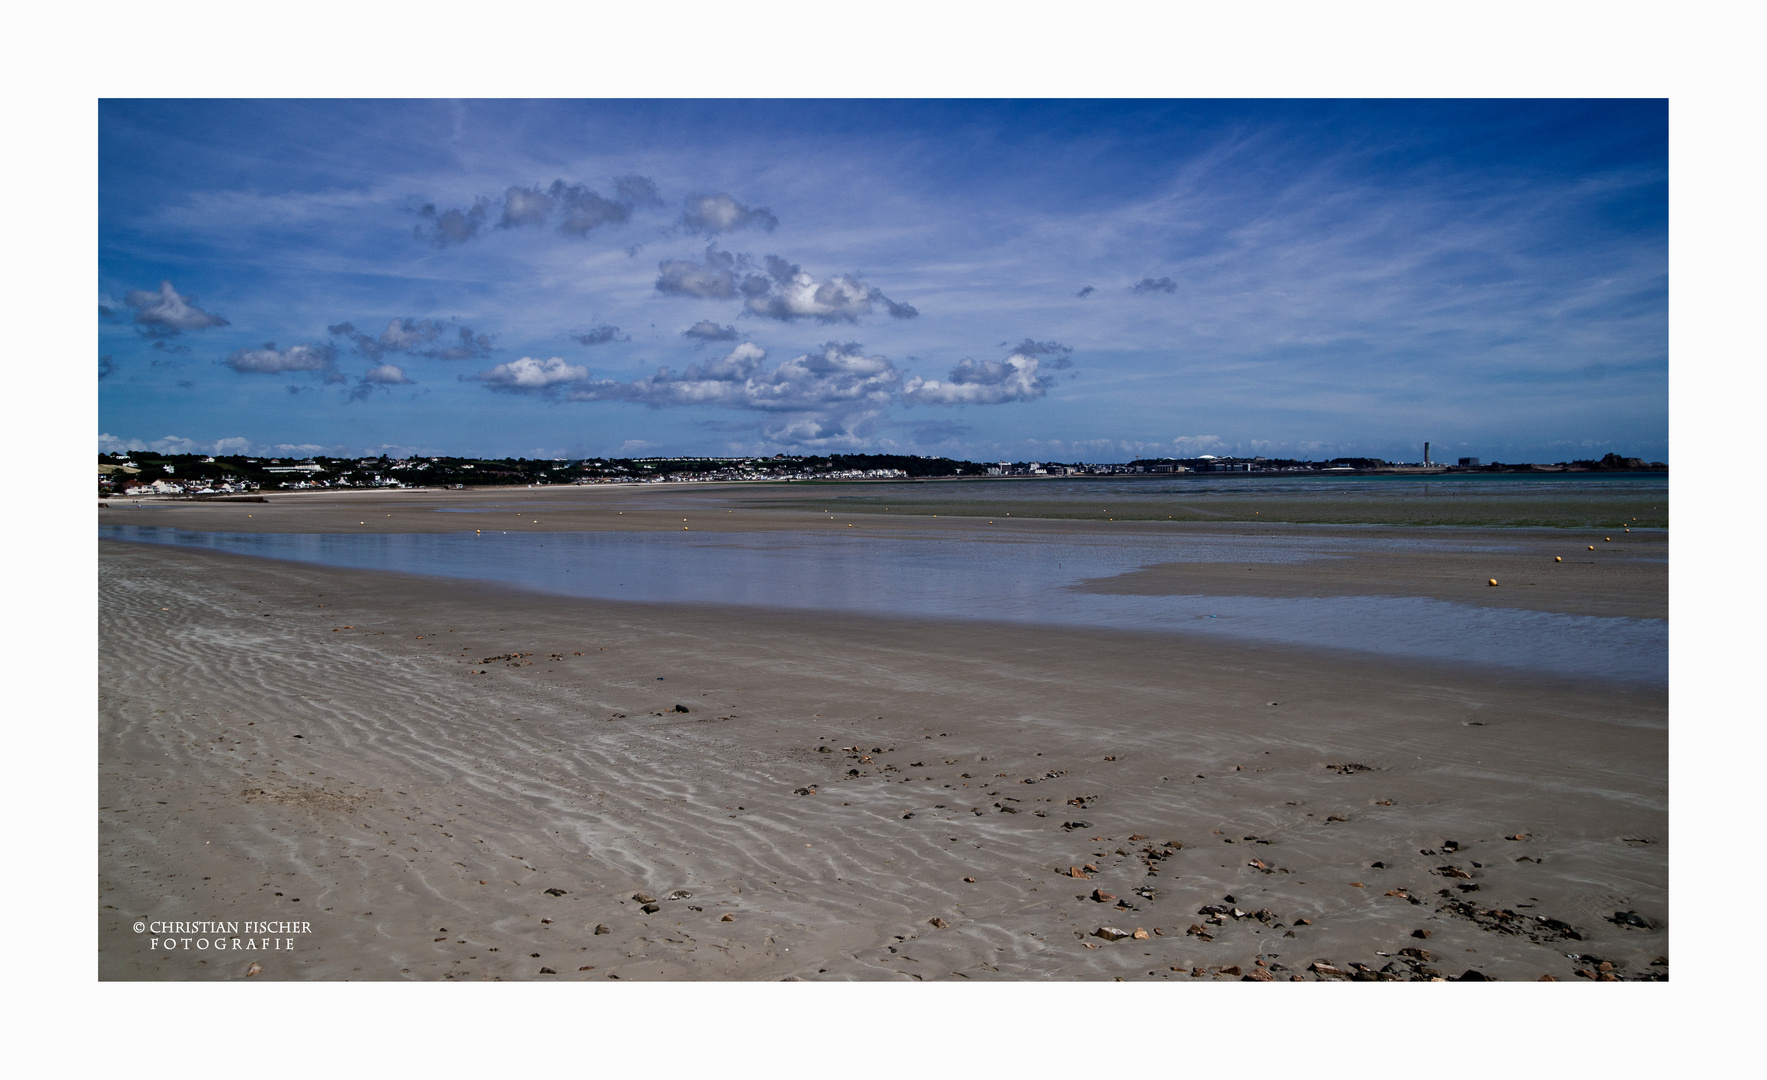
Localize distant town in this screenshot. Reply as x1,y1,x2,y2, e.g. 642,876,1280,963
98,449,1667,499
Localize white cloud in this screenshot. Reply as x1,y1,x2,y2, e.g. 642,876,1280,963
99,432,255,456
120,281,229,335
679,193,778,235
902,351,1052,405
363,364,412,385
222,342,342,382
570,341,899,413
469,356,590,393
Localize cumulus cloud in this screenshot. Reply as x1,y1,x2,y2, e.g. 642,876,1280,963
656,248,915,323
902,348,1055,406
1007,338,1074,368
743,256,918,323
119,280,230,337
1132,276,1178,294
570,341,901,415
415,198,489,246
655,246,747,299
99,432,256,456
349,363,414,402
329,318,493,360
679,193,778,236
572,325,626,346
432,175,663,242
468,356,590,394
683,320,739,342
222,342,344,382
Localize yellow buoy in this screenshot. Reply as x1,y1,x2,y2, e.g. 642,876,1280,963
1488,579,1498,586
1554,556,1562,562
1588,545,1595,550
1604,537,1611,542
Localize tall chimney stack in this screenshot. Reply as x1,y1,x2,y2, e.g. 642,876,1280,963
1424,441,1431,465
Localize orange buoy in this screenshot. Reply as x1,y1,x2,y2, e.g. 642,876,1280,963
1588,545,1595,550
1554,556,1562,562
1488,579,1498,586
1604,537,1611,542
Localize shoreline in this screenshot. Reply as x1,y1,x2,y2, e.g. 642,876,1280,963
99,537,1667,981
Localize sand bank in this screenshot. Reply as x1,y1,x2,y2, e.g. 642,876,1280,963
99,537,1665,981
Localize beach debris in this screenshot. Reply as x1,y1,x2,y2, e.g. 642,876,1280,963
245,962,263,977
544,888,568,897
928,917,949,929
594,925,610,934
1092,926,1131,941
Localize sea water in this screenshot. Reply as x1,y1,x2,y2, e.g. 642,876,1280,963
101,524,1667,687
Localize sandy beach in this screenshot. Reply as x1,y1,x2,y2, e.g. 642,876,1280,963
98,485,1667,981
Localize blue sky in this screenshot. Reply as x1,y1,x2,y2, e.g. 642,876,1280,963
98,99,1667,463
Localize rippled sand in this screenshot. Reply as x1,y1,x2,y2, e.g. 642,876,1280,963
99,539,1666,981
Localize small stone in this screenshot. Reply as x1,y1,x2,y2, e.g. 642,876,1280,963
641,903,660,914
1309,962,1350,979
1538,974,1557,981
1091,889,1117,903
1093,926,1131,941
544,888,567,897
720,914,734,922
1455,969,1490,981
963,877,976,883
632,893,656,904
579,965,594,971
667,890,693,901
672,704,690,713
1597,961,1614,973
928,917,949,929
539,967,556,974
1067,866,1090,879
1400,947,1433,962
1131,928,1149,940
1294,918,1312,926
594,924,610,935
245,962,263,977
1219,965,1242,976
1411,929,1431,939
1243,967,1274,982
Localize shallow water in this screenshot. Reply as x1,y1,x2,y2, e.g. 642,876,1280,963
101,525,1666,687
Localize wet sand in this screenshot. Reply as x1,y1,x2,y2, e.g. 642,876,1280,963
99,505,1667,982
